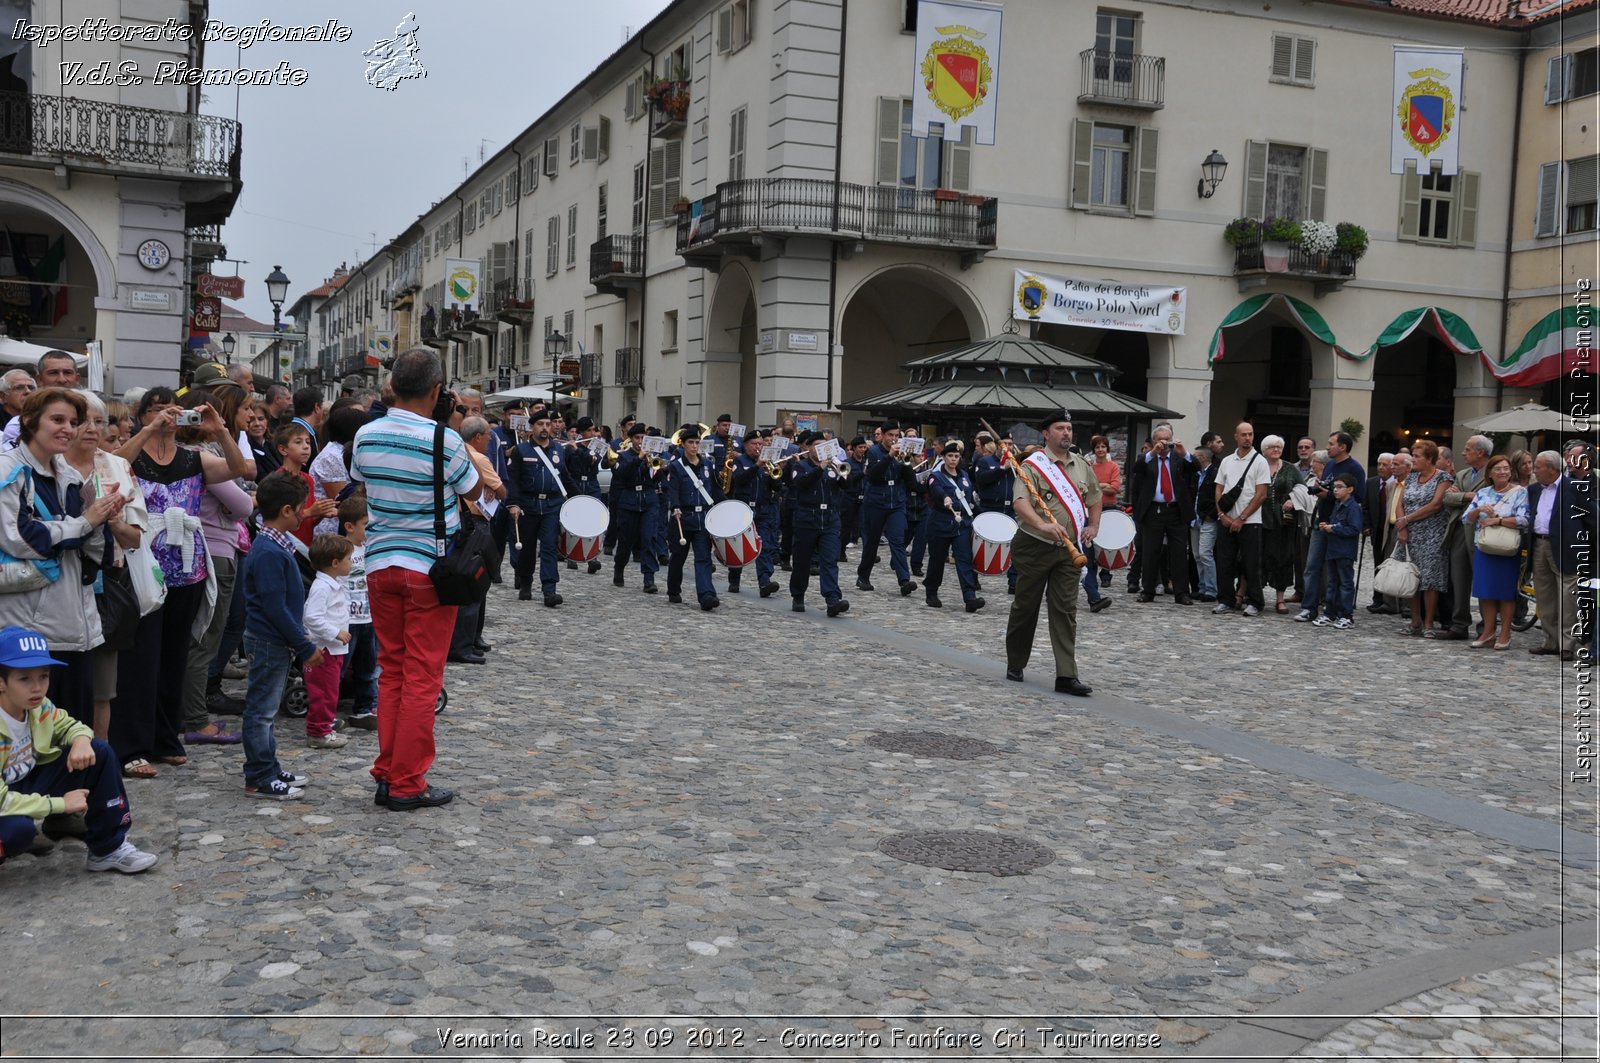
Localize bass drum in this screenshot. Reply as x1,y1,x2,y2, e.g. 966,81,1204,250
1093,509,1137,570
705,500,761,567
971,511,1018,575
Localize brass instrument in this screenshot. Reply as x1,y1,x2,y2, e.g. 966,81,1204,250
720,436,738,494
670,422,712,447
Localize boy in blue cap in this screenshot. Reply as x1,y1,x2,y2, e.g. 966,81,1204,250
0,626,157,872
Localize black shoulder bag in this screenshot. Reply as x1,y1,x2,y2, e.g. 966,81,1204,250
426,424,494,606
1216,452,1259,515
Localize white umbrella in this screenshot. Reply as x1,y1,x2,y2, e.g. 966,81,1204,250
1462,402,1576,435
0,335,87,368
481,383,574,407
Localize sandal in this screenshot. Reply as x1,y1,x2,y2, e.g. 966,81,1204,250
154,754,188,766
1399,624,1422,636
121,757,158,779
1275,600,1289,614
183,724,241,745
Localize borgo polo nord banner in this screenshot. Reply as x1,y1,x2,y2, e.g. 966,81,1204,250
912,0,1003,145
1012,269,1187,336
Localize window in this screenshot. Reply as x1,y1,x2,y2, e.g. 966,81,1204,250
492,182,502,215
1399,160,1480,246
729,107,747,181
564,310,575,348
542,316,553,356
1270,33,1315,87
633,162,647,233
648,140,683,221
1241,140,1328,221
566,204,578,268
570,123,582,165
546,216,559,276
464,202,477,235
1548,48,1600,104
625,73,646,121
663,309,679,352
1535,157,1599,238
543,137,559,177
717,0,753,54
1570,156,1599,233
522,157,539,194
1069,119,1156,215
875,97,972,190
523,228,534,291
597,183,608,240
669,41,691,80
901,0,916,32
1093,10,1138,85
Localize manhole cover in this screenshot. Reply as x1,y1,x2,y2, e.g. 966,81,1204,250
865,731,1003,760
878,830,1055,877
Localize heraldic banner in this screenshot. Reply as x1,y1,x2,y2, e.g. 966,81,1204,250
912,0,1003,146
443,257,482,312
1012,269,1187,336
1392,47,1463,176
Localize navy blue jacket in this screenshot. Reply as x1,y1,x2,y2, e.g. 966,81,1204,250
729,453,776,508
507,441,572,513
863,443,908,509
611,450,663,512
664,456,723,527
972,454,1013,511
564,439,603,498
788,456,845,515
242,533,317,663
1324,497,1365,560
926,467,979,537
1529,473,1598,576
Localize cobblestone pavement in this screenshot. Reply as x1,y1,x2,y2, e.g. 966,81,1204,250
2,552,1595,1061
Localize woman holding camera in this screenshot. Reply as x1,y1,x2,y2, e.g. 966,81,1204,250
1394,438,1453,637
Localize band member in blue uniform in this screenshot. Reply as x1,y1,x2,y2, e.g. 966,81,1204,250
664,426,725,610
727,428,782,597
707,413,736,470
840,436,868,565
507,408,573,606
604,413,636,555
855,419,918,596
611,423,662,593
787,430,850,617
972,432,1017,593
486,407,519,579
562,416,606,575
905,430,932,577
924,441,986,612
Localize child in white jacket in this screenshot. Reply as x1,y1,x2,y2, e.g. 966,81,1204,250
302,535,353,748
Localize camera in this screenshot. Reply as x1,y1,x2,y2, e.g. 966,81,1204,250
432,387,457,423
175,410,202,426
1307,478,1333,494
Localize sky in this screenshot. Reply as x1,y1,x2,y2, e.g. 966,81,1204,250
203,1,673,326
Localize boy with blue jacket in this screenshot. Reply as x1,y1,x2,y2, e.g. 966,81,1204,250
1314,473,1365,629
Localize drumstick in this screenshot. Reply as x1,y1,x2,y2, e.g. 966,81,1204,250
979,417,1088,568
674,511,688,547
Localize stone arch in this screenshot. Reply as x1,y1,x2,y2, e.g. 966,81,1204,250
1206,293,1347,446
702,261,759,423
0,178,116,298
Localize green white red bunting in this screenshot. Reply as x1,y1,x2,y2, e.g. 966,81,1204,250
1207,293,1353,365
1355,306,1483,361
1493,306,1595,388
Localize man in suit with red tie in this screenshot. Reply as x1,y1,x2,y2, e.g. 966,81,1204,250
1128,423,1194,605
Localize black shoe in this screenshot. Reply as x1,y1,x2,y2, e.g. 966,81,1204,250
373,780,389,806
899,580,918,596
207,690,245,716
543,593,563,607
518,588,533,601
474,641,493,653
1055,676,1093,697
668,593,683,604
603,544,615,556
1007,585,1016,595
588,560,602,575
643,583,658,594
826,599,849,617
657,555,670,565
1090,598,1111,613
727,582,741,594
856,578,874,592
700,597,721,611
347,712,378,731
809,565,820,576
1099,571,1111,587
385,785,455,812
759,581,780,598
446,652,486,665
1005,667,1024,682
965,597,985,613
1126,584,1140,594
926,596,943,608
1174,594,1193,606
912,567,925,578
792,599,806,612
566,560,577,571
613,575,625,587
1138,591,1156,603
489,575,503,585
780,560,793,572
1197,594,1217,602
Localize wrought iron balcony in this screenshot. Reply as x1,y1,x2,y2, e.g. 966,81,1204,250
677,179,997,269
0,89,240,177
1077,49,1165,109
1231,233,1357,295
646,81,689,137
579,352,603,388
613,346,642,388
488,276,535,323
589,234,644,292
338,352,374,378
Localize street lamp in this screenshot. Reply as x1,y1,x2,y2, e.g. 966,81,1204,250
220,332,236,363
265,264,289,380
545,330,565,410
1196,149,1228,199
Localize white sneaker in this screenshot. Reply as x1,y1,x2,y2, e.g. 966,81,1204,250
1212,603,1233,615
86,841,158,873
306,732,349,749
1311,615,1331,626
1333,617,1354,629
1295,609,1314,623
1242,604,1261,617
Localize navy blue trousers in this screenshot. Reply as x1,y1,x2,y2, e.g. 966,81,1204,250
791,511,842,603
0,738,130,862
513,507,563,595
614,509,660,581
857,503,910,584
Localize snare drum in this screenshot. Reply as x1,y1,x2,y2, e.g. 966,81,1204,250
1093,509,1137,570
971,511,1018,575
705,500,761,568
557,495,609,562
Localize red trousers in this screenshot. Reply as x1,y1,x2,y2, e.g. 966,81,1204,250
368,567,457,797
303,652,344,737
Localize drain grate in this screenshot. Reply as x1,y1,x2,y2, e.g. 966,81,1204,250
878,830,1055,877
865,731,1003,760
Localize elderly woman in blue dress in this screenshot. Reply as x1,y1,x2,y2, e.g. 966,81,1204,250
1462,453,1529,649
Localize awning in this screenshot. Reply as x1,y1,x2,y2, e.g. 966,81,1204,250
1491,306,1596,387
900,333,1121,374
1355,306,1484,361
846,379,1178,419
1207,293,1355,365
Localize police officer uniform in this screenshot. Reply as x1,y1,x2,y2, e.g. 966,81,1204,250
840,437,867,564
925,442,986,612
487,411,519,576
611,423,662,592
727,429,782,597
787,430,850,617
856,420,917,596
604,415,637,555
506,411,574,606
664,426,725,609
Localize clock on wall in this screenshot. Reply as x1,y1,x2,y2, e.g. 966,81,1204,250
136,239,170,271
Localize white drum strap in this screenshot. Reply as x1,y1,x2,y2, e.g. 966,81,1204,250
531,445,567,498
676,460,715,507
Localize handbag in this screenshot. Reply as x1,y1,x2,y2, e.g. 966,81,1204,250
1372,542,1421,599
125,536,168,616
94,560,140,651
1217,453,1259,515
423,424,494,606
1476,494,1522,557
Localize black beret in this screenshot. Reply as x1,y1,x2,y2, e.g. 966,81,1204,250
848,435,867,447
574,416,595,432
532,408,552,422
796,429,819,446
941,441,961,455
716,413,733,423
626,423,647,437
1037,410,1072,431
880,419,900,432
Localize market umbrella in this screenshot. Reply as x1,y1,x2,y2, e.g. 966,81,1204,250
1462,402,1577,435
0,335,86,367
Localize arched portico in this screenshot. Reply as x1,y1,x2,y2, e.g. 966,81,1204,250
0,178,116,354
1207,293,1351,447
700,262,759,423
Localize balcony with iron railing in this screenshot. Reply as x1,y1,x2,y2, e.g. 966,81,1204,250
1231,233,1358,295
589,234,644,293
677,179,997,269
579,352,603,388
1076,49,1165,109
613,346,642,388
645,79,689,137
487,276,535,323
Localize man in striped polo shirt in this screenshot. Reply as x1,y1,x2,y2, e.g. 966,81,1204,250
349,349,481,812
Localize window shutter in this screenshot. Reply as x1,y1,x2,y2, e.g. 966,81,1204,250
1070,118,1093,209
1399,159,1422,240
543,137,559,177
547,216,559,275
1270,34,1293,79
1567,154,1598,208
648,144,667,221
1535,161,1562,237
1134,126,1159,216
599,116,611,160
1293,37,1315,83
876,97,901,184
663,139,682,208
1547,55,1573,104
1304,147,1328,220
626,77,641,120
528,159,540,191
1455,170,1480,247
943,126,973,191
583,126,600,161
717,6,733,52
1243,139,1268,218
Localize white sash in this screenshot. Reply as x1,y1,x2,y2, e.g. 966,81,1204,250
934,469,974,518
675,459,715,506
1025,450,1088,538
531,444,567,498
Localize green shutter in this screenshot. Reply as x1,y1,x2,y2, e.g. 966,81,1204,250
1304,147,1327,220
877,98,901,184
943,126,973,191
1070,119,1093,209
1399,159,1422,240
1535,161,1562,237
1243,139,1267,218
1455,170,1480,247
1134,126,1158,216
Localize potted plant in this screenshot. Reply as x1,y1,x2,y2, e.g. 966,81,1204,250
1223,217,1262,246
671,196,691,215
1261,216,1301,272
1300,220,1337,272
1340,417,1364,444
1335,222,1369,261
932,188,961,202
